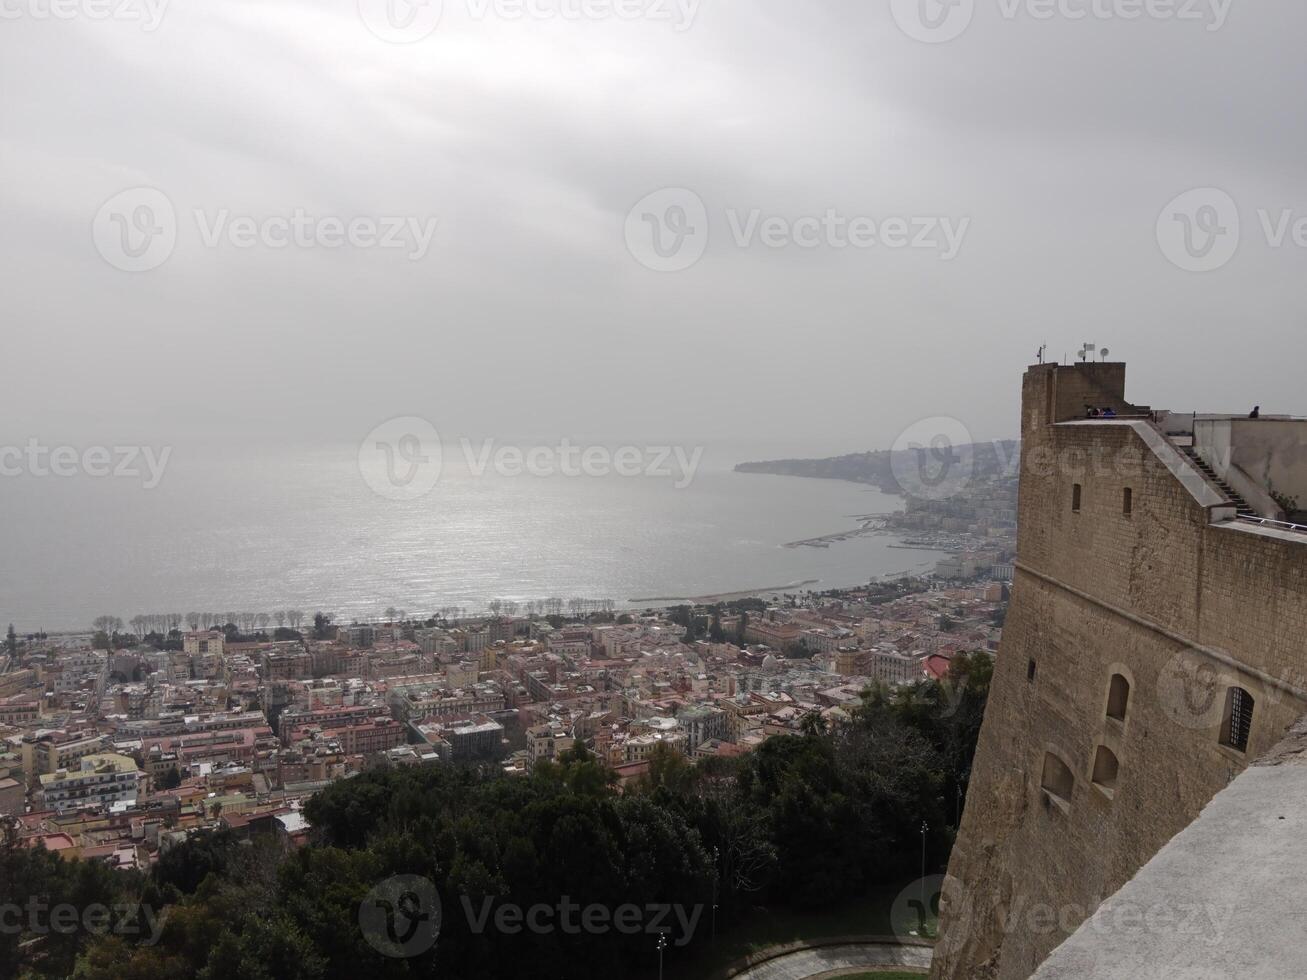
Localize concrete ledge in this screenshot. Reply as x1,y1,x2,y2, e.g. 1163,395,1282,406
809,971,930,979
717,936,933,980
1215,517,1307,545
1032,713,1307,980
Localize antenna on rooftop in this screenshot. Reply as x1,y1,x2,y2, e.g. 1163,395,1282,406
1078,343,1096,363
1100,347,1110,362
1037,344,1047,365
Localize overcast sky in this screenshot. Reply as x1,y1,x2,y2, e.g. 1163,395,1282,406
2,0,1305,459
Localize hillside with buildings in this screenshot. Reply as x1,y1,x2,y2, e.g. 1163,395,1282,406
738,440,1021,588
734,441,1020,496
1,566,1008,977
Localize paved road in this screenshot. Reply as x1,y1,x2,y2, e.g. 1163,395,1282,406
733,942,932,980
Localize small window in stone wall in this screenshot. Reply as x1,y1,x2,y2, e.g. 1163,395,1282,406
1040,752,1074,807
1221,687,1255,753
1091,746,1120,796
1072,484,1082,512
1106,674,1130,721
1122,487,1133,516
1027,659,1037,683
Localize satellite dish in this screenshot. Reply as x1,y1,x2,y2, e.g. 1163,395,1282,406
1101,348,1110,360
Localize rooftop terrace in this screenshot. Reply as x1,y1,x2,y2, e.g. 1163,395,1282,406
1057,412,1307,536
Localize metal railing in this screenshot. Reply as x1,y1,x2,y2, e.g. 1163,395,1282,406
1236,515,1307,535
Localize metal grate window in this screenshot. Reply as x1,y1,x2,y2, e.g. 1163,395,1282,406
1224,688,1254,753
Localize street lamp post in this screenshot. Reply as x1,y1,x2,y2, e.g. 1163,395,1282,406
711,845,720,945
920,820,929,925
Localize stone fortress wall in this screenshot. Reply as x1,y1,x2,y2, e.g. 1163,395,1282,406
932,363,1307,980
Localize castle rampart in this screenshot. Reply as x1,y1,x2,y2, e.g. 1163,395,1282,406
932,363,1307,980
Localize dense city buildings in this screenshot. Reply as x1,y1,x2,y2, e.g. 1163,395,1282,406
0,552,1006,868
9,365,1301,980
38,753,140,813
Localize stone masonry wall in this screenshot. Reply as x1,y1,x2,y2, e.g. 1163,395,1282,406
931,364,1307,980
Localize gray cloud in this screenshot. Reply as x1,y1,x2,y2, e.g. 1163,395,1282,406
2,0,1304,456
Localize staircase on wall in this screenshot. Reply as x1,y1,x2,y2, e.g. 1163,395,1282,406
1183,447,1256,517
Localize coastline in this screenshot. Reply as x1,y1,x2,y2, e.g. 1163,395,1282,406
628,580,822,604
